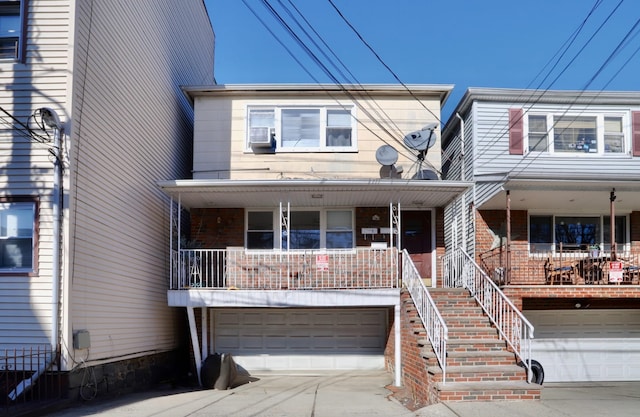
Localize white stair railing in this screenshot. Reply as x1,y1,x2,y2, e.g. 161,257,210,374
402,250,448,384
442,247,535,383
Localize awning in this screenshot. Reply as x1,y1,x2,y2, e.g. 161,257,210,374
158,178,472,209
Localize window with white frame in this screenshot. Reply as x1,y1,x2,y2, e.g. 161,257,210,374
247,209,354,250
529,214,626,253
0,201,35,271
246,211,274,249
0,1,25,61
527,113,626,154
247,106,356,151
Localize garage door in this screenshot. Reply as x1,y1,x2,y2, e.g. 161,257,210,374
212,308,388,371
526,309,640,382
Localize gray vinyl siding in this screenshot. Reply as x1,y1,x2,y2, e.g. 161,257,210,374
472,101,640,179
67,1,213,365
0,1,72,350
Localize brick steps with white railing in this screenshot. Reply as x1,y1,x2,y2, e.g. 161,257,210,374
421,288,541,402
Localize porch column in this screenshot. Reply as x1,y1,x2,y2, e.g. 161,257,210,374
394,302,401,387
506,190,511,284
186,306,202,386
201,308,208,361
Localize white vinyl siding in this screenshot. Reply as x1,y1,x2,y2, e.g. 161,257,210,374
0,0,71,351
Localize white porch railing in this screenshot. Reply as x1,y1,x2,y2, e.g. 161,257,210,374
402,249,448,383
443,247,535,383
170,247,399,290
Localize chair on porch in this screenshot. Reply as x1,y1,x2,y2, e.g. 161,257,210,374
623,255,640,285
544,258,577,285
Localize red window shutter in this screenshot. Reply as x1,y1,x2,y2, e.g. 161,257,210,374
633,111,640,157
509,108,524,155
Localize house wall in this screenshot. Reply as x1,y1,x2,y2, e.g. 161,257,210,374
191,91,443,180
65,1,214,371
471,101,640,179
0,1,73,350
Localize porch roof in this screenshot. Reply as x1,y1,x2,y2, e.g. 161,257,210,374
158,178,472,209
479,176,640,212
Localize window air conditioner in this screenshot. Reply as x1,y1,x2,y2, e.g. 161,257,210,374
249,127,274,146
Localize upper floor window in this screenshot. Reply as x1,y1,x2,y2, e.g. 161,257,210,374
526,113,626,155
247,106,356,152
0,201,35,272
0,1,26,61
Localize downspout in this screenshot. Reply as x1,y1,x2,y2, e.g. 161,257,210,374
10,110,63,401
456,113,466,251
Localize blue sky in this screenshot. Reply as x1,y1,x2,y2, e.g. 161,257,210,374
204,0,640,122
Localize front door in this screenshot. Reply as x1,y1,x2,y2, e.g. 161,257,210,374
401,210,432,278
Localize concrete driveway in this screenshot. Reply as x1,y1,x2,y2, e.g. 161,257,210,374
45,372,640,417
46,371,415,417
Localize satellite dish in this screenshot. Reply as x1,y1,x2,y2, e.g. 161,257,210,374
403,125,438,151
412,169,439,180
379,164,403,179
375,145,398,166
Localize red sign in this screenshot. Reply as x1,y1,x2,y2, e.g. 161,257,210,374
316,254,329,271
609,261,623,283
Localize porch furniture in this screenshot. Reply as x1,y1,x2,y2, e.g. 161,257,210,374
577,258,604,284
544,258,576,285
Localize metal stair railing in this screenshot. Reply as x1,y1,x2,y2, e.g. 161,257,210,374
402,249,448,384
442,247,535,383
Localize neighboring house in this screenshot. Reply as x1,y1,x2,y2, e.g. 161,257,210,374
441,88,640,383
0,0,213,401
158,84,470,385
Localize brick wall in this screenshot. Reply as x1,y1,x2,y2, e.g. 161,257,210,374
190,208,245,248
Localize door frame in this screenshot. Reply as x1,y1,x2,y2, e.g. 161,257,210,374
401,208,436,287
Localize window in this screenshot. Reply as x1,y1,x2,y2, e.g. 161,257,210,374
248,209,354,250
247,106,356,151
528,115,548,152
0,201,35,271
326,210,353,248
0,1,25,61
247,211,274,249
529,214,627,253
554,116,597,153
526,113,626,154
604,117,624,153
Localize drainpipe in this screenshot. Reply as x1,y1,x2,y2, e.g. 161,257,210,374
456,113,467,251
10,109,63,400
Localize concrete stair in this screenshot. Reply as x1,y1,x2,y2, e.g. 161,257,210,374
405,287,542,403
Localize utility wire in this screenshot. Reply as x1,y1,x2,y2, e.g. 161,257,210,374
327,0,441,124
244,0,437,174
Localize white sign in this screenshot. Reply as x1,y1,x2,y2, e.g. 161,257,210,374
609,261,623,283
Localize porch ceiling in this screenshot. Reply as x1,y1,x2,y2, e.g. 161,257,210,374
158,178,472,209
480,178,640,213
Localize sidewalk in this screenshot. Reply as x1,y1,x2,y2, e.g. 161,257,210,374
43,372,640,417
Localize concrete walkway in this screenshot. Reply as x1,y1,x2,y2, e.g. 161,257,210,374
44,372,640,417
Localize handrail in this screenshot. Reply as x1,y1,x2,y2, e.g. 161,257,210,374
442,247,535,383
402,249,448,384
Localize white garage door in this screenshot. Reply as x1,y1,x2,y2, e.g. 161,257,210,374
526,309,640,382
213,308,388,371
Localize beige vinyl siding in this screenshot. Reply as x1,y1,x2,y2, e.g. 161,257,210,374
67,1,213,365
193,93,442,180
0,1,72,349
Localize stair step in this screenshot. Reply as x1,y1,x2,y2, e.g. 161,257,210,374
435,381,542,402
422,349,516,366
430,365,526,383
447,338,508,352
447,327,499,338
